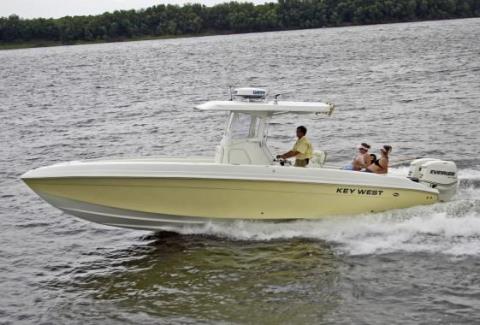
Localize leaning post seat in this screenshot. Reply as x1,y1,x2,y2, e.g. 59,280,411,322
310,151,327,167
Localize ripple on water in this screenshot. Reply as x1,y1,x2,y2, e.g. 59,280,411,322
1,18,480,324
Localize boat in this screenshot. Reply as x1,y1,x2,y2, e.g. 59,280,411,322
21,88,459,231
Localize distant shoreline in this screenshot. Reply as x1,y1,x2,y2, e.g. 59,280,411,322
1,16,478,51
0,33,220,50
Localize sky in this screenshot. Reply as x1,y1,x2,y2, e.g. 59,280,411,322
1,0,266,19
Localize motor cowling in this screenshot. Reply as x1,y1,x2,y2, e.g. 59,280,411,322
408,158,440,179
409,159,458,202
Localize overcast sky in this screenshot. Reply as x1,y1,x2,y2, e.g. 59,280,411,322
1,0,266,19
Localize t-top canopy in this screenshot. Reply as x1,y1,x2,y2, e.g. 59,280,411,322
195,100,335,116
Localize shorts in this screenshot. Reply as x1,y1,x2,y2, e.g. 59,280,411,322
343,164,354,170
295,159,309,167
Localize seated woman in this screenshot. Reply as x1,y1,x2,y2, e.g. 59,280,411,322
367,153,377,166
344,143,371,171
366,145,392,174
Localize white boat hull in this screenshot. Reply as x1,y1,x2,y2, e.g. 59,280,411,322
38,192,213,230
22,159,440,231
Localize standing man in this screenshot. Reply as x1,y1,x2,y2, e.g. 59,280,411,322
276,126,313,167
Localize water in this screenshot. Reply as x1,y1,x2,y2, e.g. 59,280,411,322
1,18,480,324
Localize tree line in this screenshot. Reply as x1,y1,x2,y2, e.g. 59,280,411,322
1,0,479,45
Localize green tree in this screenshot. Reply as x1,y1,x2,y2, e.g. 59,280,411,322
1,0,479,46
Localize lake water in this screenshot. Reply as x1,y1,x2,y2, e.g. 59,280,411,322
1,18,480,324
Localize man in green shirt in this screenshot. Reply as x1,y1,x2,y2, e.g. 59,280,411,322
276,126,313,167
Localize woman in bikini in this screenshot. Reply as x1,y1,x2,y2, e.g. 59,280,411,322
366,145,392,174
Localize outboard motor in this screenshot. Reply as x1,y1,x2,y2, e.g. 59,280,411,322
409,158,458,201
408,158,440,178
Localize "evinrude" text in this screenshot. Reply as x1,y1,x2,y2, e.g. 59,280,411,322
430,170,455,176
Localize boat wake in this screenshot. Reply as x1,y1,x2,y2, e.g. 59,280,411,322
162,167,480,256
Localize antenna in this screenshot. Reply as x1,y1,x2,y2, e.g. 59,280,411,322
273,93,281,104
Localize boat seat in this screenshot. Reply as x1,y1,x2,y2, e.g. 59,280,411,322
309,151,327,167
